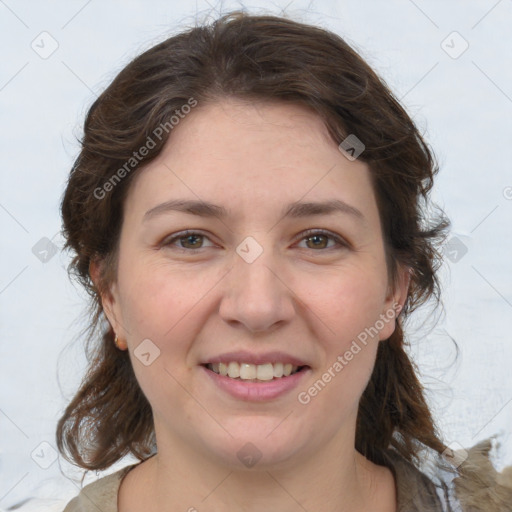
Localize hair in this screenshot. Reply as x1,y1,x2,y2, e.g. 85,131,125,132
57,10,452,474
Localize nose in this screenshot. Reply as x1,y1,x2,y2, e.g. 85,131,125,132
218,245,296,334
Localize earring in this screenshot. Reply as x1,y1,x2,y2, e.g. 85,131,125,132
114,334,125,350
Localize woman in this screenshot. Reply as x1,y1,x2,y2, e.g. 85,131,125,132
57,11,512,512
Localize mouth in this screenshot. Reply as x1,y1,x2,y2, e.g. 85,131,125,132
202,362,310,382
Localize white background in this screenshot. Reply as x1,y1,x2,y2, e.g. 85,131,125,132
1,0,511,510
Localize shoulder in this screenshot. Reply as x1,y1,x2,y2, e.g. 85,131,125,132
384,449,445,511
452,438,512,512
61,464,139,512
383,438,512,512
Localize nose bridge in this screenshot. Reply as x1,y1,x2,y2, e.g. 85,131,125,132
219,236,294,332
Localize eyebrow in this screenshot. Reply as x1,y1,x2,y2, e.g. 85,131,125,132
143,198,366,223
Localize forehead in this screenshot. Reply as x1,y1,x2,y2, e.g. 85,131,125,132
123,99,379,226
158,98,336,167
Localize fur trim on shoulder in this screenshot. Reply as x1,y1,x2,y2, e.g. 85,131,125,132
453,439,512,512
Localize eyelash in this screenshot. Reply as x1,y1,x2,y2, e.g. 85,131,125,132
161,229,349,253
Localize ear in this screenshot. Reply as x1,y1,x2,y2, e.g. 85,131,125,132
89,258,125,340
378,264,411,341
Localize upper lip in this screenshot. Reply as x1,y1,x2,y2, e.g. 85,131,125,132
201,350,310,367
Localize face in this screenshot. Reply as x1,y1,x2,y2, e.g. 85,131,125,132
96,99,409,470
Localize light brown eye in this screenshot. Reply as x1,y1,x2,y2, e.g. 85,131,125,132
305,234,329,249
297,229,348,251
178,234,204,249
161,231,215,252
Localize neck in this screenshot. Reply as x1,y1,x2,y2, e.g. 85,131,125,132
129,425,395,512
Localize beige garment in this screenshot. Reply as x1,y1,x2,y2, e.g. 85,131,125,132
62,442,512,512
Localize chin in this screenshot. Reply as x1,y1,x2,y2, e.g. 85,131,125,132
195,419,310,471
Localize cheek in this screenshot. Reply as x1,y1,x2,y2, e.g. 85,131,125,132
117,266,201,411
294,262,387,404
116,260,224,382
296,274,383,419
116,254,192,334
299,263,388,343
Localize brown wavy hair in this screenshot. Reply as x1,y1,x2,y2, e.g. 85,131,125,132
57,10,452,473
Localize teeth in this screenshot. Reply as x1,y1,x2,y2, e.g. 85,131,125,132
240,363,256,380
273,362,284,378
219,362,228,376
227,362,240,378
256,363,274,381
207,361,302,380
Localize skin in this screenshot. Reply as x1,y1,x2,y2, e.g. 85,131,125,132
92,99,410,512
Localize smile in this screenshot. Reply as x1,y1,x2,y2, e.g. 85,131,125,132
205,362,306,381
201,361,311,401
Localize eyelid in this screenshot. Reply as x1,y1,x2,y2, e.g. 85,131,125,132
160,230,216,251
160,228,350,252
294,228,349,250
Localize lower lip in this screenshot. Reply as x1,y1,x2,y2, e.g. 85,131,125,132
201,365,310,402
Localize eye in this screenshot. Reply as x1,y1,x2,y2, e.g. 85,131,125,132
160,229,349,253
296,229,348,251
161,230,215,252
